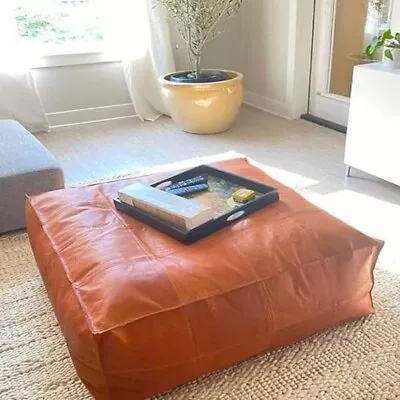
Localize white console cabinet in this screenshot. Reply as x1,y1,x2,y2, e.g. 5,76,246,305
345,63,400,185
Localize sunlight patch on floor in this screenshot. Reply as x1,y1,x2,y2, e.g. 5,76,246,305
241,159,320,190
301,188,400,274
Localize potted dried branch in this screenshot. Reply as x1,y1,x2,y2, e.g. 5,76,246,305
156,0,246,134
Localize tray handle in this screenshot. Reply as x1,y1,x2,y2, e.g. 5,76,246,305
226,210,246,222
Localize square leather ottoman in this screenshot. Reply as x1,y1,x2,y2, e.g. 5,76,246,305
26,158,383,400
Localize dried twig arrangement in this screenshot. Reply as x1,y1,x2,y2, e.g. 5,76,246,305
155,0,245,76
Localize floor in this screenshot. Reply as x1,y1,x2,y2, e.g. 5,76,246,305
37,105,400,272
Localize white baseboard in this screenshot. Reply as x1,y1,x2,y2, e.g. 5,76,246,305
46,95,292,128
244,91,292,120
46,103,136,127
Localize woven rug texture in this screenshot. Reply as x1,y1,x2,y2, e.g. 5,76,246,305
1,231,400,400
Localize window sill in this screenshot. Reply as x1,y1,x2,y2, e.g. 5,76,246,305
32,50,123,69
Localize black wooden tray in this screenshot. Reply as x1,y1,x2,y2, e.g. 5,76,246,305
113,165,279,244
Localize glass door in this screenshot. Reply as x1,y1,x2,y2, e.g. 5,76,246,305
309,0,392,127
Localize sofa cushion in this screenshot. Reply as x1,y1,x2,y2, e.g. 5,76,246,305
0,120,64,233
0,120,61,178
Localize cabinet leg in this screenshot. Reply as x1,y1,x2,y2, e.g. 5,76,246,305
345,165,351,178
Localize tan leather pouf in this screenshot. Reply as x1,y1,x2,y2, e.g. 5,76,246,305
26,158,383,400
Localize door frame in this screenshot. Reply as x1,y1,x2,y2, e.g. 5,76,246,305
283,0,315,120
308,0,351,126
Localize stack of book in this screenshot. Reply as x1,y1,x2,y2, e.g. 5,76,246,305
118,183,213,231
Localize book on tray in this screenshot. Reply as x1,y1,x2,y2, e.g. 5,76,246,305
117,183,213,231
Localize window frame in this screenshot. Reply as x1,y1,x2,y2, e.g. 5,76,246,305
33,49,122,68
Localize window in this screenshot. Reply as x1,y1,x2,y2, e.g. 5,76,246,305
14,0,104,56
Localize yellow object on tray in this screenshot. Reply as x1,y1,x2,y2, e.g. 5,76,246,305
232,189,256,203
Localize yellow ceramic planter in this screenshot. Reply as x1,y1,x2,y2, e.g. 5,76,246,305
159,70,243,135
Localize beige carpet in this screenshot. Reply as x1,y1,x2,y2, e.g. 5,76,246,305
1,232,400,399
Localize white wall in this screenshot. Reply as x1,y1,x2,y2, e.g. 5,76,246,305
241,0,289,104
391,0,400,30
240,0,314,119
34,62,130,113
33,62,133,126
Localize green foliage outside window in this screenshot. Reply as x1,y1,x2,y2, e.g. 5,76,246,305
14,3,103,45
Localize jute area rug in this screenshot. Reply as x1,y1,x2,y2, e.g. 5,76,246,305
1,235,400,399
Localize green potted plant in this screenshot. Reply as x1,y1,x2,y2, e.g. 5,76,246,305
155,0,246,135
365,29,400,68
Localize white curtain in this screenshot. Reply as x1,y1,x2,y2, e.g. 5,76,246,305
0,3,48,133
101,0,176,121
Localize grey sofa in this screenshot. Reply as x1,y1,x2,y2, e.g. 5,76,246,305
0,120,64,233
